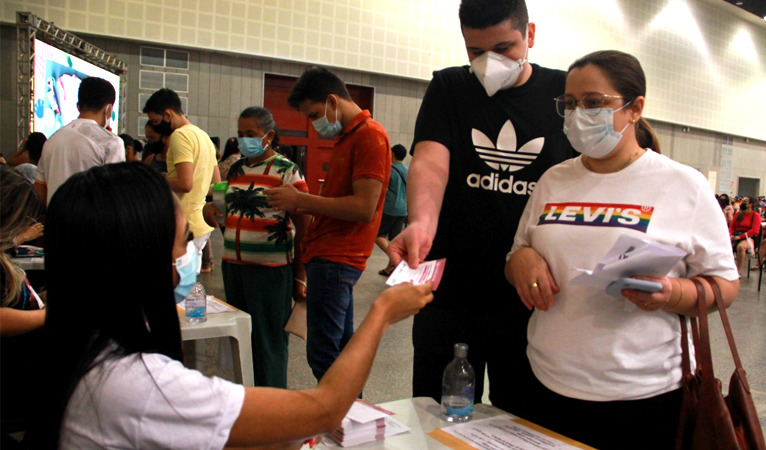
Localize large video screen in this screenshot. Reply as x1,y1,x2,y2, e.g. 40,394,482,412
33,38,121,137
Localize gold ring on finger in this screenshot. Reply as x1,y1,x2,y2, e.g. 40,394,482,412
531,282,538,288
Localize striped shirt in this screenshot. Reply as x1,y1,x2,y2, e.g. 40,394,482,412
222,154,308,266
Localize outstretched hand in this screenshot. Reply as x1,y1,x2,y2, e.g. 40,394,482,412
388,223,433,269
373,282,433,325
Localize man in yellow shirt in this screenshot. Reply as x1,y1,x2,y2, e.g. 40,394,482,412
143,88,220,272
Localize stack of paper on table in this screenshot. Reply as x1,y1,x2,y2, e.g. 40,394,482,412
328,400,406,447
330,417,385,447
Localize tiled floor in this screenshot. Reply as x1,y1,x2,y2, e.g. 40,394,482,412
198,230,766,436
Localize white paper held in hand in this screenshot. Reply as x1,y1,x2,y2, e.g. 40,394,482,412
385,258,446,290
569,234,686,296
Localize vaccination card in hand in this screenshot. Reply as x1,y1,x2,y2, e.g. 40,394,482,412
386,258,446,290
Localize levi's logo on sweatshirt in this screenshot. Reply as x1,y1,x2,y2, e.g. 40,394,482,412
537,202,654,233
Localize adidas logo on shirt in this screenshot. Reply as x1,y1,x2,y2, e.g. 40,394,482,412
466,173,537,195
467,120,544,195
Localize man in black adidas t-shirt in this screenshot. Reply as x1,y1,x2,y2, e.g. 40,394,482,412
389,0,575,418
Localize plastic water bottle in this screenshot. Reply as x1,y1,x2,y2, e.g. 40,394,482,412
441,343,475,423
185,282,207,324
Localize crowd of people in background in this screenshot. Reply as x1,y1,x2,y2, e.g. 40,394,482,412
718,194,766,221
0,63,431,447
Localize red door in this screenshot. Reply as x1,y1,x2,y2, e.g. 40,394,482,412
263,74,374,195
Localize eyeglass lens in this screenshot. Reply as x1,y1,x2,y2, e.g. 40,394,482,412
555,93,615,117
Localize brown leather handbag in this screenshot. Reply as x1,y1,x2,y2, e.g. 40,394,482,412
674,277,765,450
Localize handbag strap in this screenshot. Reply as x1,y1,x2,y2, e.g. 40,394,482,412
690,313,699,345
690,278,716,382
701,276,745,371
678,314,691,376
679,291,702,379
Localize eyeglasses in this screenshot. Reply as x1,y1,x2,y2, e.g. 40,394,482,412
554,93,627,117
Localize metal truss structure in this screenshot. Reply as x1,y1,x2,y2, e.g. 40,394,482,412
15,11,127,148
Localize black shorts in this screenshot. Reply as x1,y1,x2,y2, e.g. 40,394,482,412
377,213,406,240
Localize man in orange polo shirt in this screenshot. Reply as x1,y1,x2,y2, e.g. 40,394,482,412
266,67,391,381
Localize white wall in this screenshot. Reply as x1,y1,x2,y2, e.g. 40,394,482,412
527,0,766,142
651,120,765,196
3,0,765,141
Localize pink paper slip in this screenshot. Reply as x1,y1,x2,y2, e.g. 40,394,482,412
385,258,446,290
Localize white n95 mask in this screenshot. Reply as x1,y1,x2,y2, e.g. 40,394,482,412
470,49,527,97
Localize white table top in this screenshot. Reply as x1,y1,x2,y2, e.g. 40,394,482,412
376,397,507,449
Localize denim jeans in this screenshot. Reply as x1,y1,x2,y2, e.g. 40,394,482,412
305,258,363,381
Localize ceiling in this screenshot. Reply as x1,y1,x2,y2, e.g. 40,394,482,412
722,0,766,18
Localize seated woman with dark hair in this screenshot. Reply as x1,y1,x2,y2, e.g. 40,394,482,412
730,195,761,276
0,165,46,442
30,163,432,448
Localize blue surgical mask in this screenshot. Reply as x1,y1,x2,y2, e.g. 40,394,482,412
237,133,270,159
173,241,198,304
312,101,342,138
563,106,631,159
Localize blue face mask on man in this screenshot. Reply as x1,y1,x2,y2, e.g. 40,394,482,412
173,241,198,303
237,132,271,159
312,100,342,138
